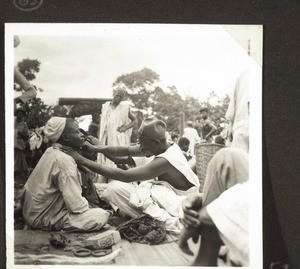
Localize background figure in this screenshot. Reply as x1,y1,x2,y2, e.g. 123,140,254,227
178,137,192,161
88,113,100,138
97,88,137,181
182,121,200,156
225,70,249,153
170,129,180,143
199,107,217,143
14,107,30,187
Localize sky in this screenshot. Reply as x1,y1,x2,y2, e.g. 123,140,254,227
10,24,254,106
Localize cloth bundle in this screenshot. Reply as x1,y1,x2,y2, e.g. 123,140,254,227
116,214,166,245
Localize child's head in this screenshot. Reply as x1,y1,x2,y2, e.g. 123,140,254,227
178,137,190,152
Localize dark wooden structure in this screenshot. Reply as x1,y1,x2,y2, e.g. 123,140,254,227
58,97,112,118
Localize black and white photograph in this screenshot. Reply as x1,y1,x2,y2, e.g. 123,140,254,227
5,23,262,268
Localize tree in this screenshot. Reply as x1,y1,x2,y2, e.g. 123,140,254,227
113,68,160,91
15,58,51,129
113,68,160,110
17,58,40,81
14,58,43,92
23,98,52,129
113,68,230,136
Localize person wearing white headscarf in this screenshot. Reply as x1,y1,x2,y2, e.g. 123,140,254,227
22,117,110,231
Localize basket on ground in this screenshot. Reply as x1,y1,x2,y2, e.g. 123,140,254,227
194,143,224,191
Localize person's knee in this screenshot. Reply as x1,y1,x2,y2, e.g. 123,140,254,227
105,181,127,196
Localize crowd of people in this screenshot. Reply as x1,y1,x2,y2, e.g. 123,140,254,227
13,35,251,266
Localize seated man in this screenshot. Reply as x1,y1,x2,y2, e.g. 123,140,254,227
61,116,200,234
178,148,249,266
22,117,110,231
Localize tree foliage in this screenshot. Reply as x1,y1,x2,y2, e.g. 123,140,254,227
113,68,230,134
23,98,52,129
15,58,51,129
113,68,160,91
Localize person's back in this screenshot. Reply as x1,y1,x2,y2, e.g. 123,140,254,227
182,121,200,156
152,143,196,191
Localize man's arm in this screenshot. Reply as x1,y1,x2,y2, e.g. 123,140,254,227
78,155,171,182
82,140,146,157
205,121,217,140
57,165,89,213
182,193,214,228
60,147,170,183
14,67,37,104
117,110,137,133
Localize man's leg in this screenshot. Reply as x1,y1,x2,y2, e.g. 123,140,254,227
101,181,143,218
58,208,110,231
194,148,249,265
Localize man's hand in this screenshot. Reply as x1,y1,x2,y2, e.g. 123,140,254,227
81,141,97,153
178,194,203,255
60,146,86,165
117,125,127,133
182,193,202,228
86,135,101,145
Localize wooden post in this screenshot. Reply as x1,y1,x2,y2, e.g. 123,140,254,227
178,111,185,136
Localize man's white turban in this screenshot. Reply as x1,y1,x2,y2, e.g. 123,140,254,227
44,117,67,142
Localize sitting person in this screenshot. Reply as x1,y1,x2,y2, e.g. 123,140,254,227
178,147,249,266
22,117,110,231
178,137,192,161
61,116,200,234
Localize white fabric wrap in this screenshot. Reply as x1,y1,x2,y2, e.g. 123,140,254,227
44,117,67,142
206,182,249,266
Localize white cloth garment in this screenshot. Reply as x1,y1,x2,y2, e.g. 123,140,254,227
182,127,200,156
23,144,109,231
157,143,200,188
101,143,200,234
225,71,249,152
98,101,132,148
206,182,249,266
97,101,133,172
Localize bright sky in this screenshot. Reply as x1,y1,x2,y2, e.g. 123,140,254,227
11,24,252,106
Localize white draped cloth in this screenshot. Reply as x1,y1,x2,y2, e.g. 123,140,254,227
225,70,249,152
98,101,132,167
101,143,200,234
207,182,249,266
182,127,200,156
